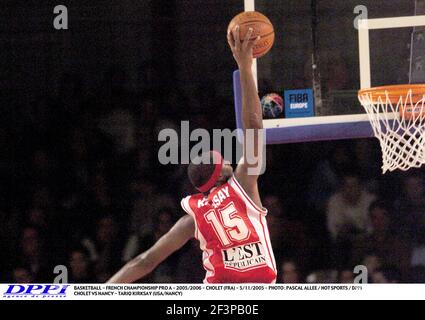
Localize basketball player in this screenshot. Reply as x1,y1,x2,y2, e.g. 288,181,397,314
107,26,277,283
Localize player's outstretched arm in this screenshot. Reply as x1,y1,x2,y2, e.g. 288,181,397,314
107,215,195,283
227,26,264,208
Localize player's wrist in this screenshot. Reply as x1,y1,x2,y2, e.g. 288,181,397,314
238,64,253,74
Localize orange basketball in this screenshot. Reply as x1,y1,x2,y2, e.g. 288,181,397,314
227,11,274,58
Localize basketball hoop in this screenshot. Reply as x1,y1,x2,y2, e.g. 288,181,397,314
358,84,425,173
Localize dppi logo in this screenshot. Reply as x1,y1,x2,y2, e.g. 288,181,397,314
3,284,69,298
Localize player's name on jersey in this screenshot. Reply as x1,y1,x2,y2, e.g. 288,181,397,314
198,186,230,208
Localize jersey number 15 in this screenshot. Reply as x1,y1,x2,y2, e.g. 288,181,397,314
204,202,250,246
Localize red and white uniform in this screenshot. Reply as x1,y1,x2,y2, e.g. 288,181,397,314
181,175,277,283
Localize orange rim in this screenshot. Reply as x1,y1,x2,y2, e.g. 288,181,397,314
358,84,425,104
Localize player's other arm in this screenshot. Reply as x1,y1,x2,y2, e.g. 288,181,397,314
227,26,264,207
107,215,195,283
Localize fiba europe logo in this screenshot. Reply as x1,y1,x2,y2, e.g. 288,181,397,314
3,285,69,299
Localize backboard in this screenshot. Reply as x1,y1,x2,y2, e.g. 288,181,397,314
233,0,425,144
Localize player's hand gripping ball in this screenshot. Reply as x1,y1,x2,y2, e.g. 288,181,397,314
227,11,274,58
261,93,283,118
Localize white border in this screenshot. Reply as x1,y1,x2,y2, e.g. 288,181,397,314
359,15,425,89
264,114,369,128
263,113,399,129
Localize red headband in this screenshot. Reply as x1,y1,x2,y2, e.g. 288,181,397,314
197,151,224,193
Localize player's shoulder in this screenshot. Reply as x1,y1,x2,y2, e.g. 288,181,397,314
180,192,205,214
226,174,249,197
226,174,238,188
181,192,205,202
227,175,267,214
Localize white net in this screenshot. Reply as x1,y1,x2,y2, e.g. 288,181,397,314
358,87,425,173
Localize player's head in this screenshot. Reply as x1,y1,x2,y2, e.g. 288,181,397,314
187,150,233,193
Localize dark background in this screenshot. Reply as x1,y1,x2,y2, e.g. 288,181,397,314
0,0,424,284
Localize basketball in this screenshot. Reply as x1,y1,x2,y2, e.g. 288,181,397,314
227,11,274,58
261,93,283,118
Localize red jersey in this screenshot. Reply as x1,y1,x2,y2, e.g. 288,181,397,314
181,175,277,283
